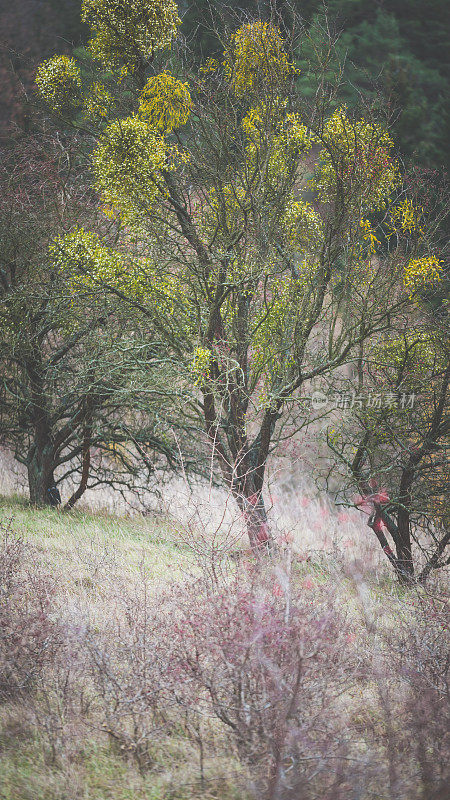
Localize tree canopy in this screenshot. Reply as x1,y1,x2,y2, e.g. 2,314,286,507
30,0,447,565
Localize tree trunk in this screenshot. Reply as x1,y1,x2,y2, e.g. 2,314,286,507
234,477,274,555
243,492,271,553
64,420,91,511
25,351,59,507
368,503,414,584
396,469,415,580
395,528,414,580
27,442,57,507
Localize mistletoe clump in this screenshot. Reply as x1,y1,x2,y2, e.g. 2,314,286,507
35,56,82,112
403,256,443,297
312,107,399,211
138,72,193,132
93,116,170,222
224,21,295,99
81,0,181,72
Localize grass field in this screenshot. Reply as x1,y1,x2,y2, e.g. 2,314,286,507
0,495,195,589
0,496,247,800
0,494,448,800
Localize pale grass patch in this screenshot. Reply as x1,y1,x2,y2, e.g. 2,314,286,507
0,499,194,614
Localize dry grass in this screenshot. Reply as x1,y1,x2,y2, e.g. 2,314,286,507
0,496,249,800
0,485,448,800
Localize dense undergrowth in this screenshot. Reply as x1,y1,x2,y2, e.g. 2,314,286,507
0,499,448,800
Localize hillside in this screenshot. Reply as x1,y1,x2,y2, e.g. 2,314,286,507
1,495,448,799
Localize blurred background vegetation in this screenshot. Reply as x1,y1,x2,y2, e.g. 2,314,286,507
1,0,448,168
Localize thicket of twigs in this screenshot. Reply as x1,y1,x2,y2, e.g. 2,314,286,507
1,519,448,799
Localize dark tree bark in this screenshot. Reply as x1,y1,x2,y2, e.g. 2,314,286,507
25,352,58,507
368,507,414,584
64,412,92,511
396,470,415,578
27,441,57,507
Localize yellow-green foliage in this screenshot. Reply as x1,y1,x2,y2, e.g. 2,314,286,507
390,198,424,235
242,103,312,188
250,272,305,381
403,256,443,296
359,218,381,254
374,329,446,386
52,227,183,315
51,226,127,285
93,116,169,222
81,0,180,72
35,56,82,112
224,21,294,99
139,72,193,132
283,198,323,251
199,57,220,76
82,82,114,120
190,347,212,385
312,107,399,211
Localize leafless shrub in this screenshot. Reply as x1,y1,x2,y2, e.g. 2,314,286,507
345,560,450,800
169,566,365,799
82,567,183,773
1,511,448,798
384,593,450,798
0,521,62,702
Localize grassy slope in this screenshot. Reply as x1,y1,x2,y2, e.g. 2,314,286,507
0,496,438,800
0,498,246,800
0,494,197,587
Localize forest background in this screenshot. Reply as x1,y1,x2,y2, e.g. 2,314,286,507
1,0,449,169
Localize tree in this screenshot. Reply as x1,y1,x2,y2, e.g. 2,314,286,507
323,178,449,582
327,325,449,582
0,0,84,141
36,1,440,551
178,1,450,168
0,134,189,507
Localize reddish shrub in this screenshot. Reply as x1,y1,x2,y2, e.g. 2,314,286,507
172,572,361,799
0,522,62,702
